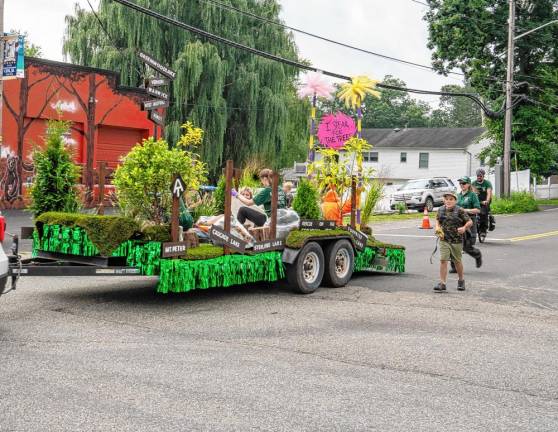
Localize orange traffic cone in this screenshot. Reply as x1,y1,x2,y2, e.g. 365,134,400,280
419,207,432,229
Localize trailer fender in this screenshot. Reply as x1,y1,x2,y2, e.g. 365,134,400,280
282,248,301,264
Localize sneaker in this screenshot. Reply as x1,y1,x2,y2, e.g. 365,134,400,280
457,280,465,291
433,282,447,292
476,255,482,268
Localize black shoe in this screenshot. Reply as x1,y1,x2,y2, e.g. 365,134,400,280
457,280,465,291
476,255,482,268
433,282,447,292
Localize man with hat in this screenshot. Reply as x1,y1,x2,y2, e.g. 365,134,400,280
434,190,473,292
455,176,483,270
472,168,493,234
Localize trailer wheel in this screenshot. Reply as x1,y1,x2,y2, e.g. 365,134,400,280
286,242,324,294
322,240,354,287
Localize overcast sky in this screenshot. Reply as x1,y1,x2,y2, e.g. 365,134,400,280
8,0,463,106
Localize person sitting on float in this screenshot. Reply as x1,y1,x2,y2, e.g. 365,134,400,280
233,168,286,227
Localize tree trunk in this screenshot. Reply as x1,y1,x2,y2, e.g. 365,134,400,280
85,74,96,201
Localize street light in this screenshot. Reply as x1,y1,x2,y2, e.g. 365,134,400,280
503,9,558,197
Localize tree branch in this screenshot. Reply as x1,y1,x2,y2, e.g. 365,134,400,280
54,76,88,112
23,80,58,133
3,93,17,120
94,77,108,90
27,75,51,91
97,96,123,125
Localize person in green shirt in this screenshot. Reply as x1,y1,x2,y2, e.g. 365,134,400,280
234,168,286,227
472,168,493,233
454,176,482,272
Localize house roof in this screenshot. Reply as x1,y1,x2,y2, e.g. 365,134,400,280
361,127,486,150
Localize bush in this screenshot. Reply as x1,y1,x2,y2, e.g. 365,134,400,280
292,179,321,220
491,192,539,214
29,120,80,216
395,202,407,214
113,131,207,224
213,176,226,214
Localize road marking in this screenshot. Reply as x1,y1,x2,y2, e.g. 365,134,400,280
375,233,435,238
543,207,558,212
509,230,558,242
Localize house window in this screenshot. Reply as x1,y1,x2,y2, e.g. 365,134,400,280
369,152,378,162
419,152,429,169
400,152,407,163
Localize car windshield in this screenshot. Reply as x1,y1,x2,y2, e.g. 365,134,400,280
400,180,429,190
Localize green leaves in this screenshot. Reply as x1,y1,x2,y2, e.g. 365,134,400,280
292,179,321,220
29,120,80,217
113,134,208,224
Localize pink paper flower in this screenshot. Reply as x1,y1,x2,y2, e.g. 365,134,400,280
297,72,334,100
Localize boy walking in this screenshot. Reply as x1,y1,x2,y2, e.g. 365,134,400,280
434,191,473,292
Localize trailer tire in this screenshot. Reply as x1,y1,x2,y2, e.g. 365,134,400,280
322,240,354,288
286,242,324,294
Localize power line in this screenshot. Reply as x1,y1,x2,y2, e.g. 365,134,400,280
194,0,466,78
110,0,508,118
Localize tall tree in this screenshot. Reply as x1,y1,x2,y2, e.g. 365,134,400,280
432,84,482,127
424,0,558,176
63,0,307,177
319,76,432,129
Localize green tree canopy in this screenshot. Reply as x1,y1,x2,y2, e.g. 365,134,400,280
424,0,558,176
63,0,307,178
430,84,482,127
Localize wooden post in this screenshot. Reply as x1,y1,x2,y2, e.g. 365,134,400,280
270,171,279,239
223,160,234,255
350,176,357,229
97,161,107,215
171,174,180,242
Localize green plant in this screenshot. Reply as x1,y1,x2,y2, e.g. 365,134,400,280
213,176,226,214
29,120,80,216
491,192,539,214
361,180,384,227
292,179,321,220
191,193,218,222
113,133,207,224
239,156,265,189
395,202,407,214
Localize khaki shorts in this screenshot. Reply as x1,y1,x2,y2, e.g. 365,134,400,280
440,241,463,263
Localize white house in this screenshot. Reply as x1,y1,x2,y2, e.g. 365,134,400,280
357,127,491,184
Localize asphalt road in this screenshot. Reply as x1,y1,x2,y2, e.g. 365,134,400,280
1,209,558,431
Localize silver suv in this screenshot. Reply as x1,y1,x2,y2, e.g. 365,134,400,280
390,177,457,212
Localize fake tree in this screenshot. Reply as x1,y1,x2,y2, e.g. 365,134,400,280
63,0,308,177
113,123,207,224
29,119,80,217
292,179,321,220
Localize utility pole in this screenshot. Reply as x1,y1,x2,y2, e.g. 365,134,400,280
503,0,515,197
0,0,4,151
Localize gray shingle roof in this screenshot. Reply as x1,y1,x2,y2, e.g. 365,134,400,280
361,127,486,149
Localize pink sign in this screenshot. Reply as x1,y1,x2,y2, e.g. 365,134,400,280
317,112,357,149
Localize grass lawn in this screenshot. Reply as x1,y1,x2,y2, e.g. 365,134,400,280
342,212,427,225
536,199,558,206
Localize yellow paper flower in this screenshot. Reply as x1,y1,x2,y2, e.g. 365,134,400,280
338,76,381,108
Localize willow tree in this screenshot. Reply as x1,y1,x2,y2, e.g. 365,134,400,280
63,0,307,177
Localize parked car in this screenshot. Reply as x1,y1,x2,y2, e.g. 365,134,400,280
390,177,457,212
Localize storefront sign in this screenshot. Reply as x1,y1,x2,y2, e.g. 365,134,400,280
300,220,336,230
253,239,284,253
2,34,25,80
346,225,368,251
162,242,188,258
138,51,176,79
317,112,356,149
209,225,247,252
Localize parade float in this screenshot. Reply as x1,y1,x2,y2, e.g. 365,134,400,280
7,75,405,296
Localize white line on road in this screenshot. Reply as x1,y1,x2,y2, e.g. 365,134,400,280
375,233,512,242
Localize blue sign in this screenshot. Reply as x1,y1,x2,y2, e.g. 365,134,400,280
3,34,25,80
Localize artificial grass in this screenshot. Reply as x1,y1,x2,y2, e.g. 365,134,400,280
354,246,406,273
367,238,406,250
35,212,140,256
285,228,350,248
141,224,171,242
157,251,285,293
354,247,376,272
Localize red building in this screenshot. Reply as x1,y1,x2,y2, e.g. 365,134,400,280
1,57,155,208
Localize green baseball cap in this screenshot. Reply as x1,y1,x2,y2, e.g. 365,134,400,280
458,176,471,184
